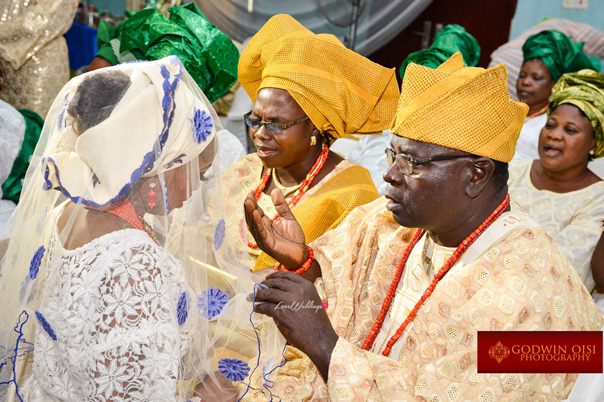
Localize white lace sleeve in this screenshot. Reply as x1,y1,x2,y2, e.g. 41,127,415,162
89,241,184,401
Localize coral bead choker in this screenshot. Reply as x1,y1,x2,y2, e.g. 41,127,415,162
361,194,510,357
84,197,157,243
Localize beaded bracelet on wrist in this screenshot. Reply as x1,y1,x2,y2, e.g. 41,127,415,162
273,245,314,275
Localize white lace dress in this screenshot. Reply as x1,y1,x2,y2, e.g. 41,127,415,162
509,159,604,292
21,228,191,401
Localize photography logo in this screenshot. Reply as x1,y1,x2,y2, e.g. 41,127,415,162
488,341,511,363
478,331,602,373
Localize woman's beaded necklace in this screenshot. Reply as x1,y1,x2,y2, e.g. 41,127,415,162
362,194,510,357
272,169,301,198
244,143,330,249
524,105,547,122
85,197,158,243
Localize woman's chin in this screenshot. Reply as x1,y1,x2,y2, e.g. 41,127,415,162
538,155,569,173
258,155,282,169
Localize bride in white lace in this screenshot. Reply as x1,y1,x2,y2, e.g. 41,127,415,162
0,57,286,402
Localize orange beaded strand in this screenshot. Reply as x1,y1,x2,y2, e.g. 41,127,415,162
245,144,329,249
273,245,315,274
84,197,158,243
362,194,510,356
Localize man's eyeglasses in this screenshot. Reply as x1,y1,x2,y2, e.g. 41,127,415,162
385,148,476,176
244,111,309,134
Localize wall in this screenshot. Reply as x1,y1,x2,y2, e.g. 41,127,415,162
89,0,126,16
368,0,518,77
510,0,604,40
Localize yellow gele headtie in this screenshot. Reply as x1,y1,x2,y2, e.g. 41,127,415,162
238,14,400,139
390,53,529,162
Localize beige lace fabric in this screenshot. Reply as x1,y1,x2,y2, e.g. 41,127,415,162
242,197,603,401
18,228,191,401
0,0,77,117
509,159,604,292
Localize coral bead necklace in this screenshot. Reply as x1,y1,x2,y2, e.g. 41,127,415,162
244,143,329,249
84,197,158,243
362,194,510,357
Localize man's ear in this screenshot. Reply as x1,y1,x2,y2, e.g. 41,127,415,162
465,157,495,199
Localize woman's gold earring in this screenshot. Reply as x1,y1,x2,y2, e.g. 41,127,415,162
310,136,316,146
590,150,595,156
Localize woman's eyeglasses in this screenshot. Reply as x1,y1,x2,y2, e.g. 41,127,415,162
385,148,476,175
244,111,309,134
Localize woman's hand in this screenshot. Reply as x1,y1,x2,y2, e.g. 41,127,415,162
252,271,338,380
244,189,307,269
193,373,239,402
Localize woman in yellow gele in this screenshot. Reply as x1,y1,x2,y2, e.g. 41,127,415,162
224,14,400,275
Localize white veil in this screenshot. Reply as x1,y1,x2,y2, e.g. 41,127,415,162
0,56,286,401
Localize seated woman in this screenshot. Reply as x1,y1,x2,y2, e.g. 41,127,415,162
0,57,282,401
514,30,600,160
509,69,604,293
223,14,399,274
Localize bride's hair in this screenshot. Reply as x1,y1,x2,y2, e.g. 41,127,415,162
67,70,131,135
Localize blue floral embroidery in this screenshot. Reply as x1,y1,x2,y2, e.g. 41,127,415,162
56,96,69,129
161,64,170,79
177,292,187,325
218,358,250,382
35,311,57,340
19,275,37,304
197,287,229,319
192,109,213,143
214,219,226,251
29,246,45,280
120,60,147,65
162,92,171,114
42,158,53,191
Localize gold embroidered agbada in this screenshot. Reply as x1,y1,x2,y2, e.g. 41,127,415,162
242,198,603,401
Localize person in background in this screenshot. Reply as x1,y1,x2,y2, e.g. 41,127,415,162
347,24,480,195
513,30,600,160
489,18,604,101
509,69,604,294
0,0,78,118
0,102,43,268
86,3,246,173
0,100,25,239
1,109,44,208
226,14,398,274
